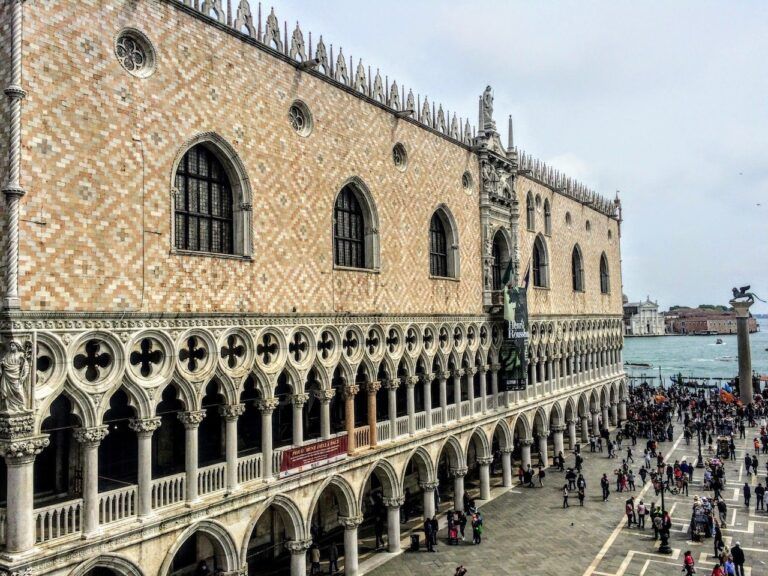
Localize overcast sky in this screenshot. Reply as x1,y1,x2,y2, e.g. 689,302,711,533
275,0,768,313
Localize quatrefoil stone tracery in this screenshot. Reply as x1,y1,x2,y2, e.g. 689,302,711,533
179,336,207,372
257,333,279,365
73,340,113,383
318,331,335,360
130,338,163,378
221,334,246,369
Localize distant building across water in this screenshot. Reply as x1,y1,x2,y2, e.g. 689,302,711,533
623,295,666,336
664,306,759,335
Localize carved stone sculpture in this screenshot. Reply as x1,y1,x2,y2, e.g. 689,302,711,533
482,85,496,131
0,341,31,413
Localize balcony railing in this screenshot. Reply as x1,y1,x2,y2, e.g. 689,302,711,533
460,401,471,418
238,452,262,484
447,404,457,421
353,426,370,450
376,420,391,443
198,462,226,496
473,397,482,413
431,409,443,427
99,485,137,526
415,411,427,431
395,415,409,437
151,473,185,509
34,499,82,544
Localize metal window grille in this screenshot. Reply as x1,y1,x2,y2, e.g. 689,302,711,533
429,213,448,277
334,187,365,268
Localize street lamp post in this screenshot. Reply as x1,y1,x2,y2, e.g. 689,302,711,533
658,480,672,554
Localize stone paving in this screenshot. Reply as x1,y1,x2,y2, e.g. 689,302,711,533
365,425,768,576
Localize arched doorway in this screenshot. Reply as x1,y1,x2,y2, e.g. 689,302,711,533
435,437,465,512
164,522,238,576
309,477,359,576
359,462,401,554
244,498,304,575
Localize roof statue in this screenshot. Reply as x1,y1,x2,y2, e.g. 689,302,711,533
482,85,496,131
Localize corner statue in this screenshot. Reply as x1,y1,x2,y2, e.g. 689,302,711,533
482,86,496,131
731,286,765,304
0,341,32,413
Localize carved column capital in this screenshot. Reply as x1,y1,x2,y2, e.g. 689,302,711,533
257,398,280,414
219,403,246,420
383,379,399,391
0,434,48,463
465,367,477,377
520,438,534,447
383,496,405,509
477,457,494,466
454,368,466,378
490,363,501,372
440,371,452,381
178,410,206,428
284,539,313,554
421,372,435,384
551,425,566,434
342,384,359,400
500,447,515,454
364,381,381,395
406,376,419,388
419,481,439,491
315,388,335,403
590,408,601,415
290,393,310,407
338,515,364,529
73,425,109,446
450,467,468,478
129,417,162,436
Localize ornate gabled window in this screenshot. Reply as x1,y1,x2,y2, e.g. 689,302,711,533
174,144,233,254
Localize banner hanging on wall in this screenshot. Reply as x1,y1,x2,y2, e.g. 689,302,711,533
499,283,529,391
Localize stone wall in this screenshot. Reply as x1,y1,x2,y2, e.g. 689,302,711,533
17,0,480,315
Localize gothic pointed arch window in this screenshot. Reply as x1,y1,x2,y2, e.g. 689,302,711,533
544,199,552,235
532,234,549,288
172,134,252,258
333,180,380,270
492,230,510,290
526,192,535,231
429,206,460,279
600,252,610,294
571,245,584,292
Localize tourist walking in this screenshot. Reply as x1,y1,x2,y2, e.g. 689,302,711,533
755,483,765,511
328,543,339,575
562,484,570,508
731,542,746,576
743,483,751,507
309,544,321,575
601,473,610,501
636,500,646,529
682,550,695,576
578,487,585,506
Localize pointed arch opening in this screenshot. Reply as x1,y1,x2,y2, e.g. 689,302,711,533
571,245,585,292
532,234,549,288
600,252,611,294
333,179,380,270
491,230,511,290
429,206,460,279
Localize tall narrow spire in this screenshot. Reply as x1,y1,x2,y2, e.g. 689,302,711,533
507,115,514,150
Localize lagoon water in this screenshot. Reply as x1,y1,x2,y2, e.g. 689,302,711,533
623,319,768,382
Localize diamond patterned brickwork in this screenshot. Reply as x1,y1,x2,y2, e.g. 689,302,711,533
15,0,481,315
12,0,621,320
517,176,624,316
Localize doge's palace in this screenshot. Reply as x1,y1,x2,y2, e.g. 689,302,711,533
0,1,626,575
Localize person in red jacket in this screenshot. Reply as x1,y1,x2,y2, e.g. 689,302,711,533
682,550,695,575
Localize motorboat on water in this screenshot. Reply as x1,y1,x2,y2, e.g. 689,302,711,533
715,338,724,345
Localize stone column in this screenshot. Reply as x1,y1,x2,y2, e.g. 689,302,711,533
567,419,577,449
609,402,618,427
386,379,398,437
440,371,450,424
178,410,205,504
1,435,49,553
285,539,312,576
465,367,476,416
478,366,488,413
731,299,755,402
618,399,627,421
220,404,245,494
383,497,404,552
73,426,109,537
601,405,610,430
453,369,463,419
477,457,492,500
365,382,380,447
489,364,499,408
552,425,565,458
129,417,161,519
339,516,363,576
258,398,279,480
501,448,513,488
406,376,418,435
581,415,590,442
591,409,601,436
520,438,533,470
422,373,434,430
318,389,334,440
452,468,467,511
291,393,308,447
420,481,438,519
343,384,358,454
538,432,549,468
553,358,561,392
